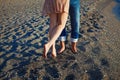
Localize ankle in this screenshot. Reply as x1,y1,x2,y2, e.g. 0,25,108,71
60,41,65,48
52,47,56,53
58,41,65,54
71,42,77,53
72,42,77,47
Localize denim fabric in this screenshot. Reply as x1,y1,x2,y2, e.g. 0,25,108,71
59,0,80,42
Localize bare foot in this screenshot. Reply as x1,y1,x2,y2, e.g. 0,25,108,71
58,41,65,54
43,44,49,58
71,42,77,53
58,47,65,54
51,46,57,58
51,53,57,58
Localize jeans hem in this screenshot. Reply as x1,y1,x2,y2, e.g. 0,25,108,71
59,36,66,41
71,38,78,42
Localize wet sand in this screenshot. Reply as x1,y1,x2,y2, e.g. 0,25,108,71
0,0,120,80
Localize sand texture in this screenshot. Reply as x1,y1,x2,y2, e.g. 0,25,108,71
0,0,120,80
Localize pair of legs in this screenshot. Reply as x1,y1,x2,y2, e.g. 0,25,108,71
43,12,68,58
59,0,80,53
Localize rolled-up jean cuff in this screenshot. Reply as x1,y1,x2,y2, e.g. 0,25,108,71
71,38,78,42
59,36,66,41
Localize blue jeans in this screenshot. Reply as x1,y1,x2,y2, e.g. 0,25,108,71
59,0,80,42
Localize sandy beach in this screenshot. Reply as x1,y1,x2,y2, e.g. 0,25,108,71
0,0,120,80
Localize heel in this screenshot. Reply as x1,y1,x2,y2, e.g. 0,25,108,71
51,53,57,58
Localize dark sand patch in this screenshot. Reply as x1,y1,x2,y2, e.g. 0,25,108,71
0,0,120,80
